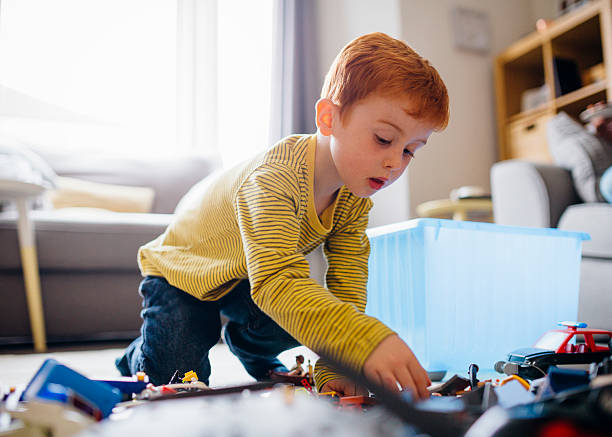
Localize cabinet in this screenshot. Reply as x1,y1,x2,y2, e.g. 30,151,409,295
494,0,612,162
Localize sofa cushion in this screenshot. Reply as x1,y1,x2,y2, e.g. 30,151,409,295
49,177,155,213
0,209,172,270
558,203,612,258
547,112,612,203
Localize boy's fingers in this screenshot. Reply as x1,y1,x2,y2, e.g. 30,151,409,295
394,366,419,399
366,369,384,391
413,367,432,400
356,383,369,396
381,373,400,393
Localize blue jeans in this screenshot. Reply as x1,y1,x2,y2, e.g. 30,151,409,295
115,276,300,386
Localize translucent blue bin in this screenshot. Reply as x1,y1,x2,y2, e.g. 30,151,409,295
365,218,590,374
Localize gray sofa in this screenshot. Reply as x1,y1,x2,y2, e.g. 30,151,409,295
490,160,612,332
0,150,216,345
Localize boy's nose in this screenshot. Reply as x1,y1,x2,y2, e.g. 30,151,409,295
383,151,403,170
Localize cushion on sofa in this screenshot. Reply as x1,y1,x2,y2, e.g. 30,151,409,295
0,135,57,189
558,203,612,259
49,176,155,213
547,112,612,203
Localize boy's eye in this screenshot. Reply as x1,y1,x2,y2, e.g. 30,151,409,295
404,149,415,158
375,134,391,145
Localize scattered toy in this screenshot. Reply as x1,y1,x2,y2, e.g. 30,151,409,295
494,321,612,380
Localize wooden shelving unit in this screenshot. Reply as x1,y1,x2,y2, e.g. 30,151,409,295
494,0,612,162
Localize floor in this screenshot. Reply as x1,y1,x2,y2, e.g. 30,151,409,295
0,341,318,389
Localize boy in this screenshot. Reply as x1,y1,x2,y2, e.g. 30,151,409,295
116,32,449,400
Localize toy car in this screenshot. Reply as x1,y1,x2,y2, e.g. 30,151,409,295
494,322,612,380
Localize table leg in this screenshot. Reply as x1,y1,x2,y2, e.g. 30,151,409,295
15,198,47,352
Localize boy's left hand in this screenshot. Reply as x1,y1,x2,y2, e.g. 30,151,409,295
319,377,368,397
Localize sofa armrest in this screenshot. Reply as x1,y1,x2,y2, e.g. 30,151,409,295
490,160,580,227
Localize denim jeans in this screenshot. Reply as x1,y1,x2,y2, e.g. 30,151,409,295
115,276,300,386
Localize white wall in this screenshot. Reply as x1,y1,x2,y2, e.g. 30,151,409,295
315,0,537,224
400,0,535,217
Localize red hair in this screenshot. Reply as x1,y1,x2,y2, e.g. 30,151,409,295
321,32,449,130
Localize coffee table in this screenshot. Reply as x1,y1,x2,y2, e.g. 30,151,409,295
416,198,493,222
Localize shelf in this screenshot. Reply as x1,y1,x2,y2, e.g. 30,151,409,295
547,0,602,40
508,105,552,124
554,80,607,108
494,0,611,163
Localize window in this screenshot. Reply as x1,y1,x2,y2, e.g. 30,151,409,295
217,0,274,167
0,0,274,165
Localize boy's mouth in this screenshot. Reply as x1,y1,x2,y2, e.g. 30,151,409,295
368,177,386,190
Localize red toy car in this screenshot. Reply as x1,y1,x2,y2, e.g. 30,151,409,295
494,321,612,380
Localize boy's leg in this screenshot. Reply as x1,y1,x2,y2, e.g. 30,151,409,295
219,280,300,381
115,276,221,386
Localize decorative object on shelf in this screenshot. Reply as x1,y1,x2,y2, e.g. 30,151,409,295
521,84,550,112
553,57,582,97
557,0,592,17
581,63,606,86
450,7,490,54
536,18,552,32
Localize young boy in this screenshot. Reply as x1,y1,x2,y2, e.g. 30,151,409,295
116,32,449,400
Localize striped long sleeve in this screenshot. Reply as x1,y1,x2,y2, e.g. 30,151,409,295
314,198,394,390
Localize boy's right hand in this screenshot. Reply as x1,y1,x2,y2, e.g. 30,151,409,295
363,334,431,400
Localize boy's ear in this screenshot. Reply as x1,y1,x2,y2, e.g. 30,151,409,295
316,98,335,136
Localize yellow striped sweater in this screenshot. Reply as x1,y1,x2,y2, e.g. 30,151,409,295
138,134,395,389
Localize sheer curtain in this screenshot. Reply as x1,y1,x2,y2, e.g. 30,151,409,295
180,0,275,167
269,0,320,144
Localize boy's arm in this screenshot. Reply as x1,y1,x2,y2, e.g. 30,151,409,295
322,197,431,399
314,197,375,390
235,166,394,383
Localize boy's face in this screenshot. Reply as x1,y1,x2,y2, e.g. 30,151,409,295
329,94,434,198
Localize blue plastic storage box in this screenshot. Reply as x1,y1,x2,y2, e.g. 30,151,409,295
365,218,589,373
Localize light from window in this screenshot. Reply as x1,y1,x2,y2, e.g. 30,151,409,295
0,0,178,156
0,0,274,162
217,0,274,167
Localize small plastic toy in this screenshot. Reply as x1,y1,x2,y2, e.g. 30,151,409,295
307,359,314,380
95,374,149,400
468,364,480,389
182,370,199,383
288,355,305,376
5,399,95,437
494,321,612,380
21,358,122,419
317,391,340,403
428,374,470,396
338,395,377,411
